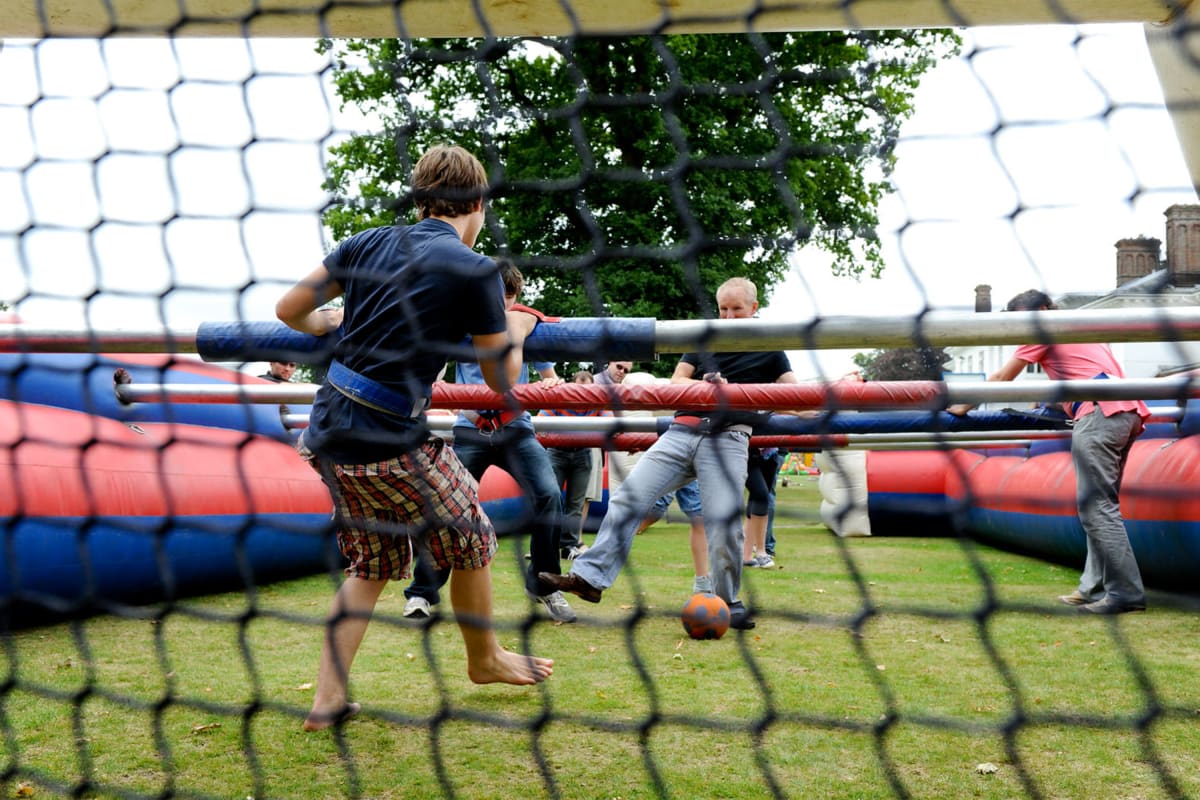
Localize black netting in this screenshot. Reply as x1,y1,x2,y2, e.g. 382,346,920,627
2,9,1200,800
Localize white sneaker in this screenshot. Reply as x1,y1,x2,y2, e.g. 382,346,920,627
530,590,577,623
692,575,713,594
565,544,590,561
403,596,432,619
754,554,776,569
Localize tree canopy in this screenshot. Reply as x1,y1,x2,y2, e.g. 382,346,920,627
852,346,951,381
318,32,959,322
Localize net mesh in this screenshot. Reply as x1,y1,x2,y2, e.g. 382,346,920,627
2,7,1200,800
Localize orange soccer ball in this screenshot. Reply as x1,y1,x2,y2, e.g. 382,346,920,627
681,592,730,640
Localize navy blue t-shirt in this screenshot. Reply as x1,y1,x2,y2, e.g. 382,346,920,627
677,350,793,428
305,218,507,463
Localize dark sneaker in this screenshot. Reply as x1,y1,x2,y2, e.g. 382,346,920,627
729,606,756,630
1078,598,1146,615
537,571,602,604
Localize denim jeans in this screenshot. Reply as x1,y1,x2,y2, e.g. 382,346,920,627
405,426,564,602
651,479,702,520
764,451,784,555
765,491,777,556
570,424,750,609
549,447,593,550
1071,409,1145,606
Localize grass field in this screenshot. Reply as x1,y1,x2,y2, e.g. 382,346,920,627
5,476,1200,799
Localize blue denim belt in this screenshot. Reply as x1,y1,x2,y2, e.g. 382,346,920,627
327,360,428,419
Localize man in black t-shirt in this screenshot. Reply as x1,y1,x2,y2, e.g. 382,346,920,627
540,278,796,630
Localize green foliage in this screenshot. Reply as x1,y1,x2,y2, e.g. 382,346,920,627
854,345,950,380
318,32,959,320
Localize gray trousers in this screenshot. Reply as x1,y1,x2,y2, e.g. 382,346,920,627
1071,409,1145,606
570,425,750,609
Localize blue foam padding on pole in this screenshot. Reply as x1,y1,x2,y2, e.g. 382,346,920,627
195,318,657,363
195,321,339,364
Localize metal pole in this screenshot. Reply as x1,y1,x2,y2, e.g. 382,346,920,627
652,307,1200,351
7,307,1200,356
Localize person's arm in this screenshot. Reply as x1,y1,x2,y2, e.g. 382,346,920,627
276,264,344,336
670,360,700,384
946,355,1030,416
473,308,539,394
474,333,518,394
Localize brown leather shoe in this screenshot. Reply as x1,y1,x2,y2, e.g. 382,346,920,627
537,571,602,604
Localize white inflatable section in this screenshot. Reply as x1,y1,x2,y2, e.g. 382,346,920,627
816,450,872,538
606,371,658,497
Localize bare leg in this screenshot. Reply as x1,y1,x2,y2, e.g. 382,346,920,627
743,514,768,561
451,563,554,685
304,576,384,732
689,517,708,578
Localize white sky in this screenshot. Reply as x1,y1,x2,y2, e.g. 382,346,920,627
1,25,1196,378
763,24,1198,377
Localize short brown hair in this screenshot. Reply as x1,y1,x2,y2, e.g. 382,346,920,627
496,257,524,297
411,144,488,220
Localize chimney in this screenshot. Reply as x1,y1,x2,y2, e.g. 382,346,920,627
974,284,992,313
1165,204,1200,287
1114,236,1161,287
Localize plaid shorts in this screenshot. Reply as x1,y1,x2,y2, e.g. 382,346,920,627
298,434,497,581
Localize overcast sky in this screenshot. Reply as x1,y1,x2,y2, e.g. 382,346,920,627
764,23,1198,377
1,24,1195,378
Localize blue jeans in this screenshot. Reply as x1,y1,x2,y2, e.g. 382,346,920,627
549,447,593,550
405,426,563,602
765,492,777,556
764,451,784,555
651,479,702,520
1071,409,1145,606
570,424,750,610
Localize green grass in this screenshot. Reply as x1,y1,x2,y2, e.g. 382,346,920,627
5,476,1200,799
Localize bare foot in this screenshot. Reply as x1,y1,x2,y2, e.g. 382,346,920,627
302,701,361,732
468,649,554,685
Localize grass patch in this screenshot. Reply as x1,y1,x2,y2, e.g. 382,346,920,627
4,476,1199,799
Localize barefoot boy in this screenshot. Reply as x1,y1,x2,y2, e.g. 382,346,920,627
276,144,553,731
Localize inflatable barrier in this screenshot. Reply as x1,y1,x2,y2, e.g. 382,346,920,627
1,352,303,440
0,360,548,623
0,400,335,617
821,403,1200,592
